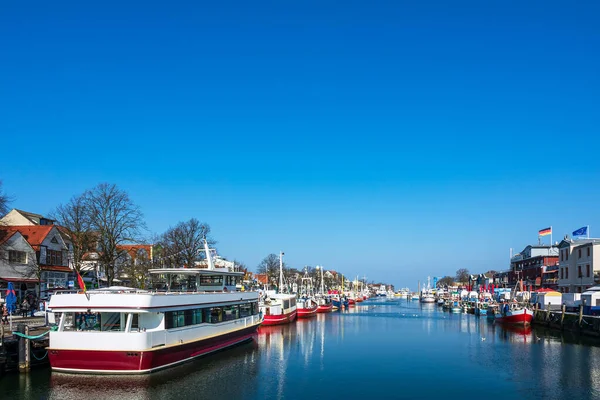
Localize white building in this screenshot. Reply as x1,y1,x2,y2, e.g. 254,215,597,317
557,238,600,294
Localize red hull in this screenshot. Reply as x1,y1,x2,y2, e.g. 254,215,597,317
297,306,318,318
261,310,297,326
317,304,333,313
348,299,356,305
495,309,533,326
48,325,259,374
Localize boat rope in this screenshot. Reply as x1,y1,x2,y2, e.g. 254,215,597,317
30,350,48,361
12,326,58,340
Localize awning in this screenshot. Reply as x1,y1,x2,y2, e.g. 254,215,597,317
0,278,39,283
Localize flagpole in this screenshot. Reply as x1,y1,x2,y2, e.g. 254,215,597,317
551,226,553,247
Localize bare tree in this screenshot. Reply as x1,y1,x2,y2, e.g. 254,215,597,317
455,268,470,284
85,183,146,286
159,219,213,268
257,253,280,285
437,276,455,288
117,250,154,289
51,194,95,275
0,180,13,229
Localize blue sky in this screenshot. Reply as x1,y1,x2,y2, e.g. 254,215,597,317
1,1,599,289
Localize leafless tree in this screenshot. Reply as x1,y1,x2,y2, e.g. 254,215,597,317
257,253,286,286
51,194,95,275
85,183,146,286
117,250,154,289
159,218,213,268
0,180,13,231
456,268,470,284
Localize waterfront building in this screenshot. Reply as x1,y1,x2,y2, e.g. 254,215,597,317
0,225,73,300
557,238,600,294
509,245,558,290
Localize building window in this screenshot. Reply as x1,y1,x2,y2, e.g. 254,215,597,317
587,265,591,278
579,249,582,258
566,267,569,279
588,247,591,257
561,268,564,280
578,265,582,278
8,250,27,264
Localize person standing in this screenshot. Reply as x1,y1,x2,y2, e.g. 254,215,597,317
21,298,30,318
2,304,8,324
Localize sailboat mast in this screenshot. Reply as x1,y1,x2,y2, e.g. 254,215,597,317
279,251,284,292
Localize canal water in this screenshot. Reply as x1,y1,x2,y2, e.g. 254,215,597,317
2,299,600,400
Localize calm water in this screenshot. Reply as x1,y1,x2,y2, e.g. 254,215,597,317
2,299,600,400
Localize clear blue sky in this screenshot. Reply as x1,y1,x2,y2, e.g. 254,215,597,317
1,1,599,289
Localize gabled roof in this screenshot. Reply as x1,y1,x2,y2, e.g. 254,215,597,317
2,225,55,250
0,230,17,246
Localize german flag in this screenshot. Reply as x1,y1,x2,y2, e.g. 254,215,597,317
76,269,87,293
538,227,552,236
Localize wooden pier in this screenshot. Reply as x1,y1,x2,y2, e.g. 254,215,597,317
532,302,600,338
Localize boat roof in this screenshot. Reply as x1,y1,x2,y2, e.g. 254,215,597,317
148,268,243,276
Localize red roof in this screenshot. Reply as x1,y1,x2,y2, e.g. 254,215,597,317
0,230,17,246
117,244,153,259
2,225,54,249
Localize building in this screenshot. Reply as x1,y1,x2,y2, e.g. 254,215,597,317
557,238,600,293
0,229,38,300
0,225,73,300
509,245,559,290
0,208,56,226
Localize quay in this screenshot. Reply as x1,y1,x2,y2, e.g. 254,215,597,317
532,302,600,338
0,316,50,376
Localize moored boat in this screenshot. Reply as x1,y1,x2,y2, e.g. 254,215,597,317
260,292,298,325
495,304,533,326
47,243,261,375
296,296,318,318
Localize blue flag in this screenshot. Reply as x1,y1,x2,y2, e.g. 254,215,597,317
573,226,588,237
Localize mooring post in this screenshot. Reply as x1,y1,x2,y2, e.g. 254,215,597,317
546,302,551,323
17,324,30,373
579,299,585,328
561,303,566,328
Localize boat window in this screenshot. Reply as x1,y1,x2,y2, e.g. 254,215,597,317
223,305,239,321
101,313,122,331
253,302,259,315
240,303,252,317
131,313,139,330
75,312,100,331
199,275,223,285
165,310,186,329
209,307,222,323
283,300,289,309
290,298,296,307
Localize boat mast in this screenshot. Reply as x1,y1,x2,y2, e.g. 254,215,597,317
203,238,214,270
279,251,284,293
320,266,325,295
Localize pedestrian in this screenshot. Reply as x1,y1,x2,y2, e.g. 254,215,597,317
21,298,30,318
29,296,36,317
2,304,8,324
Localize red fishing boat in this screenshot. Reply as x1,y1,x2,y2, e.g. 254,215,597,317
260,293,297,326
316,296,333,313
296,296,318,318
495,304,533,326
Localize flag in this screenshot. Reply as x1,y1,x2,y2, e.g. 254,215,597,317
538,227,552,236
76,270,86,293
573,226,588,237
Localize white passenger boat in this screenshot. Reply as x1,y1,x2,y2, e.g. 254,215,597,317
47,242,261,374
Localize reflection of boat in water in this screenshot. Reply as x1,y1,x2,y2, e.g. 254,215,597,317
49,337,259,397
47,241,261,374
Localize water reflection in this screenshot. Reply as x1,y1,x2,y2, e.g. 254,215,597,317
6,301,600,399
42,339,260,400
